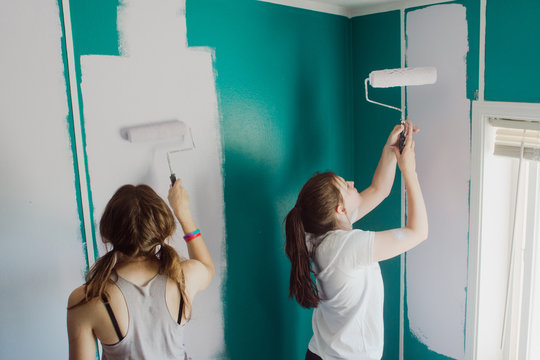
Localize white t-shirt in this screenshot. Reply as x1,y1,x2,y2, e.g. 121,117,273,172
307,229,384,360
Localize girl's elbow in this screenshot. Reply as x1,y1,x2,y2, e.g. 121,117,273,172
207,263,215,280
420,226,429,242
379,186,392,199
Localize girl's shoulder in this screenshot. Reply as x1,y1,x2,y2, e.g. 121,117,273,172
67,284,87,309
67,281,121,312
67,284,101,327
316,229,372,256
324,228,370,241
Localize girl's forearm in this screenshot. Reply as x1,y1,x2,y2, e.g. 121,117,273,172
371,145,398,197
403,170,428,239
177,212,215,275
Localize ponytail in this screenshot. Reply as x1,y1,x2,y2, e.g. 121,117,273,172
284,172,343,308
158,243,191,320
285,206,320,309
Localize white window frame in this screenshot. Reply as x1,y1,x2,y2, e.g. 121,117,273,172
466,100,540,360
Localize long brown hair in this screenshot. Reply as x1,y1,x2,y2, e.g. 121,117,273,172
285,172,343,308
69,184,190,318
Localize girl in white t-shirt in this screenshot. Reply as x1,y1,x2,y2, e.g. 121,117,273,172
285,120,428,360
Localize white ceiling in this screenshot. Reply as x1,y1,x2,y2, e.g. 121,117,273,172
260,0,452,18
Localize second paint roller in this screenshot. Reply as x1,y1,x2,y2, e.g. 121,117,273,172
365,66,437,151
123,119,195,184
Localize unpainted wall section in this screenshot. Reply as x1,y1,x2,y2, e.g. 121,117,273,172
0,1,87,358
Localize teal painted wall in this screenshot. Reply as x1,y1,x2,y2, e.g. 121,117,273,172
351,11,402,360
485,0,540,103
186,1,352,358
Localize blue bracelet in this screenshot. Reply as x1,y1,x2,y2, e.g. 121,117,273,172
183,229,200,241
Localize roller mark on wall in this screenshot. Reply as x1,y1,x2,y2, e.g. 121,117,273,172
405,4,470,359
78,0,224,358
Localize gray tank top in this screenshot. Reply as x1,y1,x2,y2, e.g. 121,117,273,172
101,274,186,360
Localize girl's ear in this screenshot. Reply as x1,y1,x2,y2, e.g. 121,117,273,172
336,203,346,215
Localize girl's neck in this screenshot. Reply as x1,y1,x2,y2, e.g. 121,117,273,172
116,254,158,270
335,215,353,231
115,256,160,286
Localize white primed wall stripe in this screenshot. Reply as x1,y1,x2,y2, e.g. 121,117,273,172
60,0,96,268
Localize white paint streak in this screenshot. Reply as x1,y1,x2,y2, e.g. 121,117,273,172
405,4,470,359
391,228,406,241
0,0,86,358
79,0,225,357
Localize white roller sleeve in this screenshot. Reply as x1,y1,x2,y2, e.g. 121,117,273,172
126,120,187,142
369,67,437,88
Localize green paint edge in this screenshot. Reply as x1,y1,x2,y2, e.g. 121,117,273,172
57,0,90,272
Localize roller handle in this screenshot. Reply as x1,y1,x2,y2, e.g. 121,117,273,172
170,173,177,185
399,130,406,153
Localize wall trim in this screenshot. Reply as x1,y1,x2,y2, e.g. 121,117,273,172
258,0,349,17
348,0,453,17
399,7,406,360
259,0,455,18
60,0,96,267
466,100,540,360
472,101,540,121
478,0,486,101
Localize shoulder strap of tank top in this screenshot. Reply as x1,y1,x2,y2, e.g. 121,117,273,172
101,293,124,341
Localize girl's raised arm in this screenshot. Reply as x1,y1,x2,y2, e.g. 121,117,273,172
168,180,215,297
373,121,428,262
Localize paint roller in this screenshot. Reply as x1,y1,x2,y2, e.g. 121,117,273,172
122,119,195,185
365,66,437,152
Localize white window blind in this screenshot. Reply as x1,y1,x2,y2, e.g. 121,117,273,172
490,118,540,162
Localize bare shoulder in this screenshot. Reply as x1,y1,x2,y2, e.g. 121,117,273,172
68,285,87,309
67,284,103,315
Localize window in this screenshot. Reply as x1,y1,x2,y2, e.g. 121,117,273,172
467,102,540,360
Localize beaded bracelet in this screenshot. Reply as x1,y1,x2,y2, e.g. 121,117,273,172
184,229,201,242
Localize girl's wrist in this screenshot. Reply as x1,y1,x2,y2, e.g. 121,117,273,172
177,214,197,234
174,206,191,219
401,168,417,178
383,144,395,152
